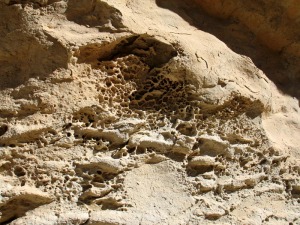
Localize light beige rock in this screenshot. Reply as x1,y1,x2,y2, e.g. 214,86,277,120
188,156,217,167
128,131,174,153
0,0,299,224
0,186,54,223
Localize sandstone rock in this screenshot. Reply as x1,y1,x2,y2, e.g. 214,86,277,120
197,177,217,192
0,186,54,223
218,173,267,192
0,0,299,224
188,156,217,167
198,134,231,157
76,157,124,174
88,211,140,225
256,183,285,195
128,131,174,153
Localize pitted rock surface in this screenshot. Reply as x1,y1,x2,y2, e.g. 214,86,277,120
0,0,299,224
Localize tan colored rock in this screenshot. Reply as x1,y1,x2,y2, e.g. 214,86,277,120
197,177,217,192
128,131,174,153
0,0,299,224
76,157,125,174
217,173,267,192
0,186,54,223
188,156,217,167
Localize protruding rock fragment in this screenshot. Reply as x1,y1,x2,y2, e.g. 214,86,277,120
217,173,267,192
76,157,125,174
188,156,216,167
0,186,54,224
128,131,173,153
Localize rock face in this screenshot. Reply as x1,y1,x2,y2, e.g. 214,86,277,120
157,0,300,99
0,0,299,224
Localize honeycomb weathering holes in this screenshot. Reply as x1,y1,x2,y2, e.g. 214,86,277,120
0,124,8,136
75,34,265,122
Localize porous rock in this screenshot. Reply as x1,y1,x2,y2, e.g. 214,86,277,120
0,0,299,224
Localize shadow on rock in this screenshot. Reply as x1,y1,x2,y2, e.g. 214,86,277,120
0,3,68,90
156,0,300,101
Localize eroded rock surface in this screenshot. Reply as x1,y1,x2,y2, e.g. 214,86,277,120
0,0,299,224
157,0,300,99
